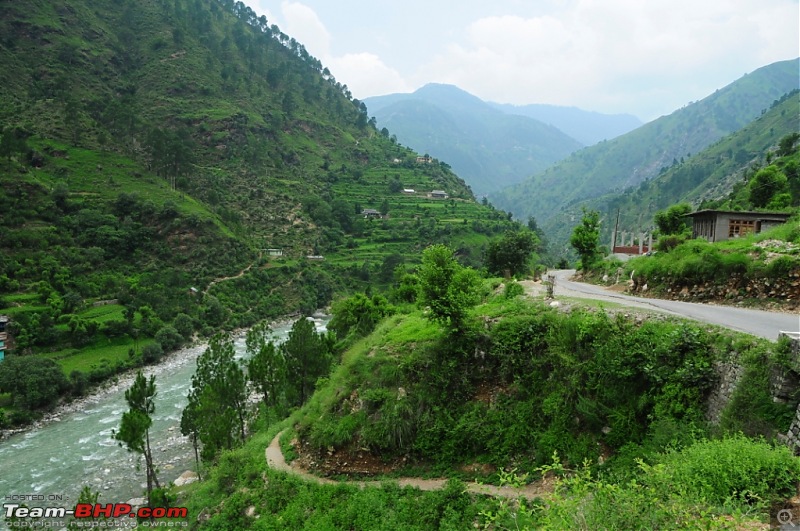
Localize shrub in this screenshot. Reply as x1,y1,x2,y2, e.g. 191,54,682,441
766,255,798,279
503,281,524,299
655,234,685,252
101,319,130,338
173,313,195,341
155,325,184,352
0,356,71,409
141,343,164,364
329,293,394,341
70,370,89,397
653,435,800,505
718,252,751,277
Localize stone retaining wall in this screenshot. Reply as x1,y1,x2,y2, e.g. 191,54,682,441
706,333,800,454
777,332,800,454
705,360,745,424
782,404,800,454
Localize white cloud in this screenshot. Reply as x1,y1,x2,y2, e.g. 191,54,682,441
242,1,275,26
414,0,799,119
247,1,411,100
244,0,798,120
278,1,331,57
328,53,413,99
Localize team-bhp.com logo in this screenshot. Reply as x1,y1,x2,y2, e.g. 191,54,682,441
74,504,187,520
3,502,188,526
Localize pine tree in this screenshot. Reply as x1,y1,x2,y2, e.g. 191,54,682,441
115,371,160,512
246,323,287,418
183,334,248,461
281,318,332,406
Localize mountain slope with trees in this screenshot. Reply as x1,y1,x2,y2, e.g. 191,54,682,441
488,102,642,145
0,0,522,425
546,91,800,248
492,59,800,235
364,84,584,195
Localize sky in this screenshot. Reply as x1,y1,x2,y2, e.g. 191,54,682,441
244,0,799,122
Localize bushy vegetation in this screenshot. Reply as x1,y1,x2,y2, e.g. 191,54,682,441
293,289,792,477
570,208,602,271
482,435,799,530
328,292,395,346
180,288,799,529
180,423,798,530
182,422,485,530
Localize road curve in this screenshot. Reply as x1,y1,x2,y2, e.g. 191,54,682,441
551,269,799,341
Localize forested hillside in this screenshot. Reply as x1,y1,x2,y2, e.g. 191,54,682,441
492,58,800,238
364,84,583,195
547,91,800,247
0,0,520,421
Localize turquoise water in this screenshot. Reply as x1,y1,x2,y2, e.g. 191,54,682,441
0,316,328,511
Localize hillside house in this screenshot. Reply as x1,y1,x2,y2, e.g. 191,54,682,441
266,248,283,257
0,315,9,362
429,190,449,199
306,255,325,261
686,210,791,242
402,188,415,195
416,155,433,164
362,208,383,218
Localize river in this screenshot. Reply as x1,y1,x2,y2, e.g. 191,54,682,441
0,314,329,516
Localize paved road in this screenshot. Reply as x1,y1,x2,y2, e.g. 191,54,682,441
550,270,800,341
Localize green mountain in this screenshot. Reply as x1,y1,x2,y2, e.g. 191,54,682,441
492,59,800,233
0,0,519,393
556,91,800,247
364,84,584,195
488,102,642,145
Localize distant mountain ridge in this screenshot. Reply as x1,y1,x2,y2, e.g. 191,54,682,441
488,102,642,146
491,58,800,231
364,84,584,195
540,92,800,249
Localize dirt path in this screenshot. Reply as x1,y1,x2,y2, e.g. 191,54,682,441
203,254,260,295
266,430,554,500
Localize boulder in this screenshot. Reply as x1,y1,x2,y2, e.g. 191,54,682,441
174,470,200,487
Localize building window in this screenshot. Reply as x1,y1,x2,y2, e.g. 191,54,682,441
729,219,755,238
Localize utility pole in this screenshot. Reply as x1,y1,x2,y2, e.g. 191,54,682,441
612,209,620,252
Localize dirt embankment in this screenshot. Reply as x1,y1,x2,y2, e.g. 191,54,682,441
626,270,800,313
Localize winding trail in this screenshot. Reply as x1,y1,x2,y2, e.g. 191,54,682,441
203,254,260,295
266,430,552,500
